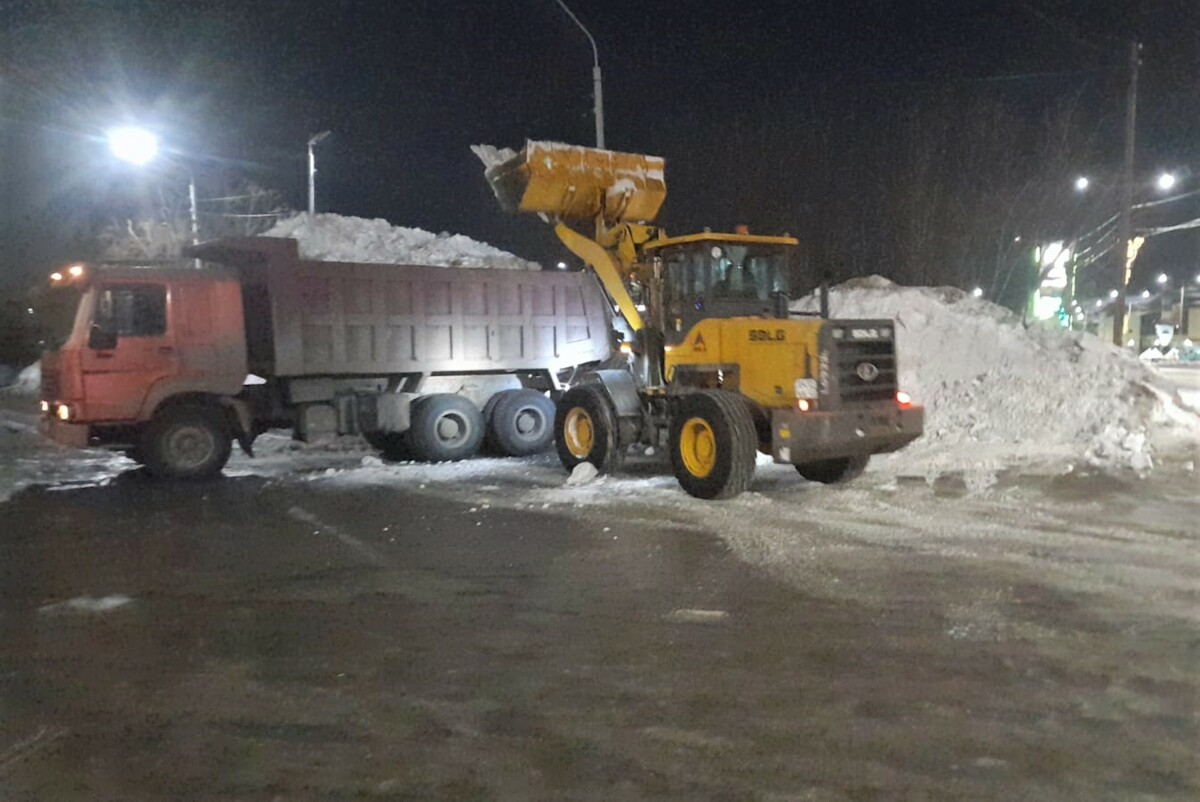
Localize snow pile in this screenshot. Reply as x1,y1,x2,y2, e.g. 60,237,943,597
794,278,1200,475
261,213,539,270
1,362,40,395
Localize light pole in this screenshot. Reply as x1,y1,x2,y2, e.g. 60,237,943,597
307,131,332,216
551,0,605,149
107,126,201,267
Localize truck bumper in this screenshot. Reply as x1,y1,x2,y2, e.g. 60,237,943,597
39,416,90,449
770,405,924,464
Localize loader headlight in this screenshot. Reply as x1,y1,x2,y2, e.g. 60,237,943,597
40,400,50,413
56,403,72,421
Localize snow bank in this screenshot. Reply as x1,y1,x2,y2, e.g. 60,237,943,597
261,213,539,270
794,278,1200,475
1,362,40,395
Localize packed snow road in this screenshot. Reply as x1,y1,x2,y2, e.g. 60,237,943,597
1,401,1198,799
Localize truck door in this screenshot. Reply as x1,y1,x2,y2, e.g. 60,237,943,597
80,282,177,422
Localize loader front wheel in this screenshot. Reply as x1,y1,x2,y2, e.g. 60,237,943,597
795,455,869,484
669,391,756,500
555,385,623,474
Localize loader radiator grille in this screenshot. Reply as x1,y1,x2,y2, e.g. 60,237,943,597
833,340,897,404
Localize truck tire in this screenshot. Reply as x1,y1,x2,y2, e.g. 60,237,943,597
555,385,624,474
795,455,869,484
364,431,413,461
486,389,556,456
406,394,484,462
668,390,757,500
140,405,232,480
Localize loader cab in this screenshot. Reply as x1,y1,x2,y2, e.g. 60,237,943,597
645,233,798,346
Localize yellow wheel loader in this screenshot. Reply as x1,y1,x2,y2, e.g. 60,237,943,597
476,141,923,499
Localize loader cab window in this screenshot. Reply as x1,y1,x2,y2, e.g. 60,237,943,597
96,284,167,337
663,243,791,306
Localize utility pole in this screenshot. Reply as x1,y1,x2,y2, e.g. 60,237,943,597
1112,40,1140,346
552,0,605,149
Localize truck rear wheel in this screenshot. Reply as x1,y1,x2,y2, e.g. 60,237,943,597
795,455,869,484
669,391,757,500
555,385,623,474
140,405,232,480
486,389,556,456
406,394,484,462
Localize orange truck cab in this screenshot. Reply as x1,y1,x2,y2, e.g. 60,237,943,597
39,265,249,476
36,240,616,478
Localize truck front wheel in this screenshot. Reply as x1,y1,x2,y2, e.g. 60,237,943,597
668,391,757,500
140,406,232,480
795,455,869,484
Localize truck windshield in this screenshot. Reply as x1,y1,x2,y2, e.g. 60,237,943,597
33,286,85,351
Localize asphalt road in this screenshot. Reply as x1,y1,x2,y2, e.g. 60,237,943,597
1,462,1198,801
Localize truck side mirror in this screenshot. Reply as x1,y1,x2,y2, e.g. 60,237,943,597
88,322,118,351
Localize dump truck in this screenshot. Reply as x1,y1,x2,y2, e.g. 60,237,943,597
36,236,614,477
477,141,924,499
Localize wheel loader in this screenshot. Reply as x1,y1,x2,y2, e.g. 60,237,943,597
476,141,923,499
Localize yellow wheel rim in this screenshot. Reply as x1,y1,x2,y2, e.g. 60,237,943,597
679,417,717,479
563,407,594,458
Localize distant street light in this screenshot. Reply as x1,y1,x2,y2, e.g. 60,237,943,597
1109,289,1120,299
1156,172,1177,192
307,130,332,216
1156,273,1169,284
551,0,605,149
1073,176,1090,192
556,261,568,270
971,287,984,298
107,126,199,267
1142,289,1151,298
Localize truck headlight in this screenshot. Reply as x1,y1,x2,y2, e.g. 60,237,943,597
56,404,71,421
40,400,50,413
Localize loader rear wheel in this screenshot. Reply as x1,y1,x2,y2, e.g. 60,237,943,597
406,394,484,462
555,385,623,474
795,455,870,484
141,405,232,480
486,389,556,456
669,391,756,500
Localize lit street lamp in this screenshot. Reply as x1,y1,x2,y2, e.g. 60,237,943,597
107,126,200,267
1073,176,1090,192
551,0,605,149
1156,273,1168,284
307,130,332,216
1156,172,1177,192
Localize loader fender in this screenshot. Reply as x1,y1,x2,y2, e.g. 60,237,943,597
576,370,642,419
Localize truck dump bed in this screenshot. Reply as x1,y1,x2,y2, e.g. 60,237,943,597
190,237,614,378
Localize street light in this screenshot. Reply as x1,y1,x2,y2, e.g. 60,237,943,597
107,126,200,267
1156,273,1168,284
551,0,605,149
307,130,332,216
971,287,984,298
1073,176,1090,192
1156,172,1177,192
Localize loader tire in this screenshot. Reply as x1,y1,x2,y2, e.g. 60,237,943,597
486,389,556,457
795,455,869,484
669,390,757,500
406,394,484,462
555,385,624,475
140,405,232,480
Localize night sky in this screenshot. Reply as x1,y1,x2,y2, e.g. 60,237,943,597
2,0,1199,291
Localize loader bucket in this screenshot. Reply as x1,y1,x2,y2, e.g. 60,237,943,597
478,141,666,225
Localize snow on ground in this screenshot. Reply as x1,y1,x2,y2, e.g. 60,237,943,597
793,277,1200,477
0,363,41,396
262,213,539,270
